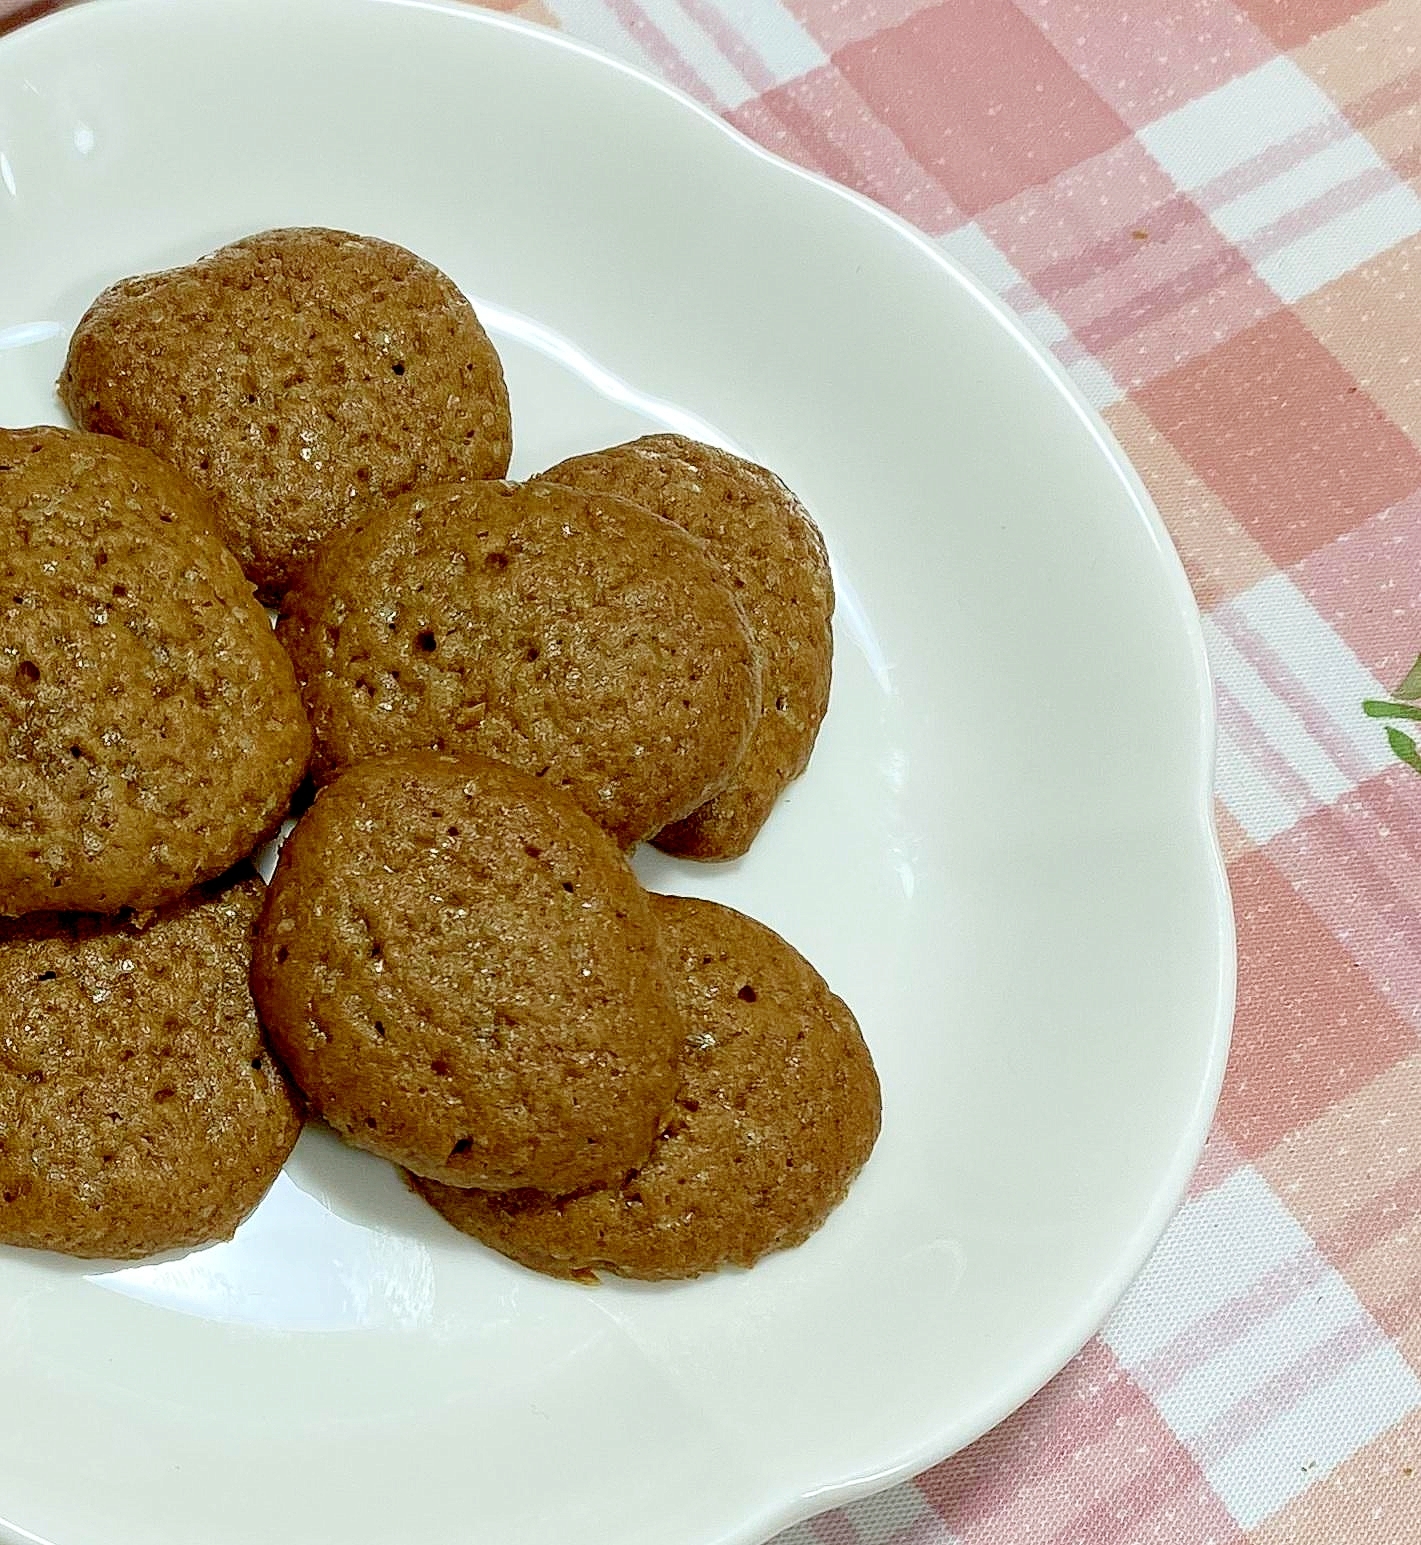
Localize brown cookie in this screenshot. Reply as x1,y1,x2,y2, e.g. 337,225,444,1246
0,869,302,1260
413,893,880,1280
59,227,512,599
277,479,761,850
0,427,311,918
538,435,834,860
250,752,682,1193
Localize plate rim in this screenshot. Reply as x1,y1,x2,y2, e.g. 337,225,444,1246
0,1,1237,1540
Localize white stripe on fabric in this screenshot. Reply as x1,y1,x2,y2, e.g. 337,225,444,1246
1205,621,1354,819
1225,573,1394,781
1256,183,1421,304
700,0,828,89
1211,136,1392,245
937,222,1028,298
1212,711,1306,847
1156,1265,1374,1442
1209,1339,1421,1529
1138,57,1336,193
1104,1167,1310,1370
553,0,665,82
652,0,760,108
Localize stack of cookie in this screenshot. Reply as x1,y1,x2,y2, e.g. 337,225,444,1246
0,228,879,1278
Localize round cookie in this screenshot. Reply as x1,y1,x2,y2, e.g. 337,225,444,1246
413,893,880,1280
278,479,761,850
538,435,834,860
0,426,311,918
0,869,302,1260
250,752,682,1192
59,227,512,599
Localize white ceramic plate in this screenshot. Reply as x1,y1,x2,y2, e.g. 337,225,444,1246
0,2,1235,1542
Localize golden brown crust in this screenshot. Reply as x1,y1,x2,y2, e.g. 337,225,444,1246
537,435,833,860
277,479,761,849
250,752,683,1192
413,894,880,1279
59,227,512,599
0,427,311,918
0,870,302,1260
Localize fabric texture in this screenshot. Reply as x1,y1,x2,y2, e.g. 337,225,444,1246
3,0,1420,1538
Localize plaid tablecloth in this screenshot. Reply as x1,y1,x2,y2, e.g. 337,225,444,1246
4,1,1421,1541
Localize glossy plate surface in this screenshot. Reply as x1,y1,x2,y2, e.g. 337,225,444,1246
0,3,1235,1542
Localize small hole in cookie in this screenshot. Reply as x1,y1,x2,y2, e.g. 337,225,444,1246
275,946,289,963
364,1116,377,1128
484,551,509,571
68,745,82,759
16,660,39,685
450,1137,473,1157
392,361,405,375
525,645,540,662
370,942,382,959
775,695,788,712
36,970,56,982
562,881,575,893
737,984,757,1003
111,583,127,599
416,631,437,653
446,825,460,838
374,1020,386,1038
355,465,371,483
524,844,542,858
430,1058,451,1077
251,1057,264,1070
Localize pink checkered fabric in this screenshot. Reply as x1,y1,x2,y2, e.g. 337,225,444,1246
5,0,1421,1540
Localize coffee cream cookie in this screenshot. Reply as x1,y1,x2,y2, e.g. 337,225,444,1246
60,227,512,598
277,479,760,850
0,427,311,918
413,894,880,1280
0,869,301,1260
538,435,833,860
250,752,682,1193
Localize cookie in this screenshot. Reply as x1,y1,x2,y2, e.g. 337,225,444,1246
0,870,302,1260
59,227,512,599
413,893,880,1280
0,426,311,918
277,479,761,850
538,435,834,859
250,752,682,1192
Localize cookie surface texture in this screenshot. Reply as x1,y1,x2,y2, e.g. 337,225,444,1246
278,478,761,850
250,752,682,1192
59,227,512,598
0,870,302,1260
414,893,880,1279
0,427,311,917
538,435,833,859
